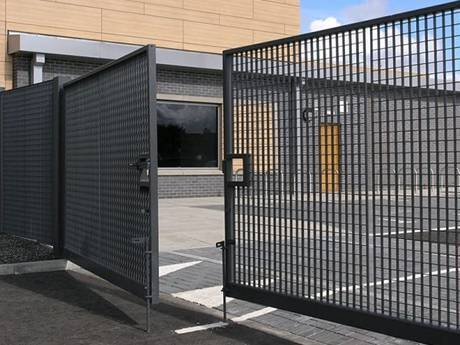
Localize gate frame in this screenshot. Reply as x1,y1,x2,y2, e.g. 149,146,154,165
60,45,159,306
222,1,460,344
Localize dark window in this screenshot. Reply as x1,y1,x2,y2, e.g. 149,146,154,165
157,102,218,168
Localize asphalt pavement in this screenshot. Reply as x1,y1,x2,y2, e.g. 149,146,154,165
0,270,297,345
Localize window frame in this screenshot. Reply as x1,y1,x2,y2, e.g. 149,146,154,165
156,96,223,174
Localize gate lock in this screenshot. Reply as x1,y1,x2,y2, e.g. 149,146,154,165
129,153,150,190
224,154,251,187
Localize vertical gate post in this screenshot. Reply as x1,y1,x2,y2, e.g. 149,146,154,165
222,51,235,319
146,44,159,332
0,91,3,235
54,77,67,258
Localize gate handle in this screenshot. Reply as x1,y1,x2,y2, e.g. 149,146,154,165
224,154,251,187
129,153,149,170
129,153,150,189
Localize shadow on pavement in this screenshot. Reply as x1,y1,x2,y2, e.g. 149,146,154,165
1,270,138,326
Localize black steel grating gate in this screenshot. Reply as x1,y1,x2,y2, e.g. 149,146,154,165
0,79,61,247
223,2,460,343
62,46,158,300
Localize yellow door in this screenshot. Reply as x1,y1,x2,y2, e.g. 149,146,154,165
320,124,340,193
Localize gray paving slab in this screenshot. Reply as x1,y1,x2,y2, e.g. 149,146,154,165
159,247,423,345
159,197,224,252
158,197,425,345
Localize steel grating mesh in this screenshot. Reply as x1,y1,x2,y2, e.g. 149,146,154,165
63,47,156,298
224,2,460,343
0,79,59,246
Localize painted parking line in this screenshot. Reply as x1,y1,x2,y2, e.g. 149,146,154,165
381,217,413,224
174,307,277,334
172,279,274,308
175,321,228,334
173,285,233,308
167,251,222,265
231,307,277,322
159,261,201,277
374,225,459,237
314,266,460,299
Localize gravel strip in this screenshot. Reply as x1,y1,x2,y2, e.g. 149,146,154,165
0,233,55,264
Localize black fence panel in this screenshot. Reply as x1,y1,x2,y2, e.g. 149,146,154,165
0,78,61,248
62,46,158,301
223,2,460,344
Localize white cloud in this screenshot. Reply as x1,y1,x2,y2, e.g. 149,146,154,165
343,0,389,23
310,16,341,32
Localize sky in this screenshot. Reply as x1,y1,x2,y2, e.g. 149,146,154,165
301,0,451,32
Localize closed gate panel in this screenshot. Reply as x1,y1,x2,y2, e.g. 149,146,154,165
223,3,460,344
63,46,158,299
0,79,61,247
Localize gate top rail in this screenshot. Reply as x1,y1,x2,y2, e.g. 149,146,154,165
224,0,460,55
64,45,155,88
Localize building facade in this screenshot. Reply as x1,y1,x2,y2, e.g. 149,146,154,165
0,0,300,198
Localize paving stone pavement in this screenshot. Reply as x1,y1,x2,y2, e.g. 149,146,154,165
159,246,422,345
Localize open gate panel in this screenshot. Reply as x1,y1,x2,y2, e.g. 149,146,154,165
223,2,460,344
62,46,158,300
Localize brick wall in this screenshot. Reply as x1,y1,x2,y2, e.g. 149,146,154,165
43,58,104,82
12,55,31,87
13,55,223,99
158,175,224,198
157,68,222,98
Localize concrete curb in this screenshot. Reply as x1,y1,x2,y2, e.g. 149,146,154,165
0,259,68,275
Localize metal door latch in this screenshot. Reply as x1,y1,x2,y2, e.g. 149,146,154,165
129,153,150,189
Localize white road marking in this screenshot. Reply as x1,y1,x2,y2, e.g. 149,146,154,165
438,226,459,231
159,261,201,277
231,307,277,322
373,229,423,237
172,279,273,309
315,267,460,299
373,226,458,237
175,321,228,334
399,220,413,224
168,251,222,265
173,285,234,308
380,217,413,224
174,307,277,334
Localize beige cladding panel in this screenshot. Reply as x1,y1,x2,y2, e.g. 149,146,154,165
145,4,220,24
0,0,300,88
102,10,183,42
0,0,4,19
219,15,285,33
4,0,299,52
183,0,220,14
54,0,145,14
254,0,300,25
6,0,102,33
184,21,253,48
144,0,183,7
220,0,253,19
